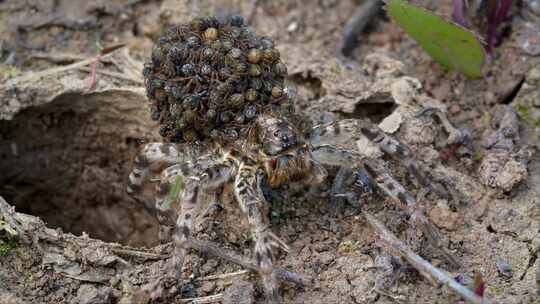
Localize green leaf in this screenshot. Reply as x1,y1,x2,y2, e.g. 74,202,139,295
162,175,183,210
386,0,485,78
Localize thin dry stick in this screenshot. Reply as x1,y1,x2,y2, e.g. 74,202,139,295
31,51,87,63
186,238,314,286
180,293,223,304
120,47,144,81
196,270,250,282
364,211,494,304
362,158,460,268
4,43,126,88
77,66,143,84
110,247,168,260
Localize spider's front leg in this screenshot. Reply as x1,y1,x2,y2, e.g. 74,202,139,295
142,152,238,300
234,162,283,304
168,158,237,278
154,163,195,243
126,142,190,194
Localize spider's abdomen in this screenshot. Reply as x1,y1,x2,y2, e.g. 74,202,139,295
143,15,296,144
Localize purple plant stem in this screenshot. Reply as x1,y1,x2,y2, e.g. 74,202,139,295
487,0,513,51
495,0,513,24
452,0,469,28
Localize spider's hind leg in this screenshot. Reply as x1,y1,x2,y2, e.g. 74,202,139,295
309,122,460,267
358,121,450,200
311,119,451,200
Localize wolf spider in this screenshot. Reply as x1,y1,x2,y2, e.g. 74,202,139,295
127,110,459,303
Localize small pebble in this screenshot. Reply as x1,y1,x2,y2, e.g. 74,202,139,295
449,104,461,114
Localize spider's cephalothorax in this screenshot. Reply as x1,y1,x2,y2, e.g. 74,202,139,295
129,14,461,304
253,115,322,188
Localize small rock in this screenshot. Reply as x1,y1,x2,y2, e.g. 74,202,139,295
495,257,513,279
390,76,421,105
379,111,403,134
223,280,254,304
287,22,298,32
450,104,461,114
364,53,405,78
71,285,112,304
201,259,219,275
333,279,352,296
298,245,312,262
432,81,451,102
428,202,461,231
318,251,335,266
201,281,216,293
517,23,540,56
498,159,528,192
484,91,496,105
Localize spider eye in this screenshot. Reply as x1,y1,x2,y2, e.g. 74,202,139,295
273,130,280,137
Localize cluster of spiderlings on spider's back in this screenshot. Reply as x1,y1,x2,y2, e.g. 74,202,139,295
143,15,294,143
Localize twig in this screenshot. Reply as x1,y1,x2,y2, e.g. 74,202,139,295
110,247,168,260
196,270,250,282
180,293,223,304
17,13,98,31
372,287,407,302
186,238,314,286
362,158,460,268
31,51,87,63
364,211,494,304
119,47,144,82
4,43,126,88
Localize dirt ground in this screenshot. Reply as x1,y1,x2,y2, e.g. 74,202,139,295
0,0,539,303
